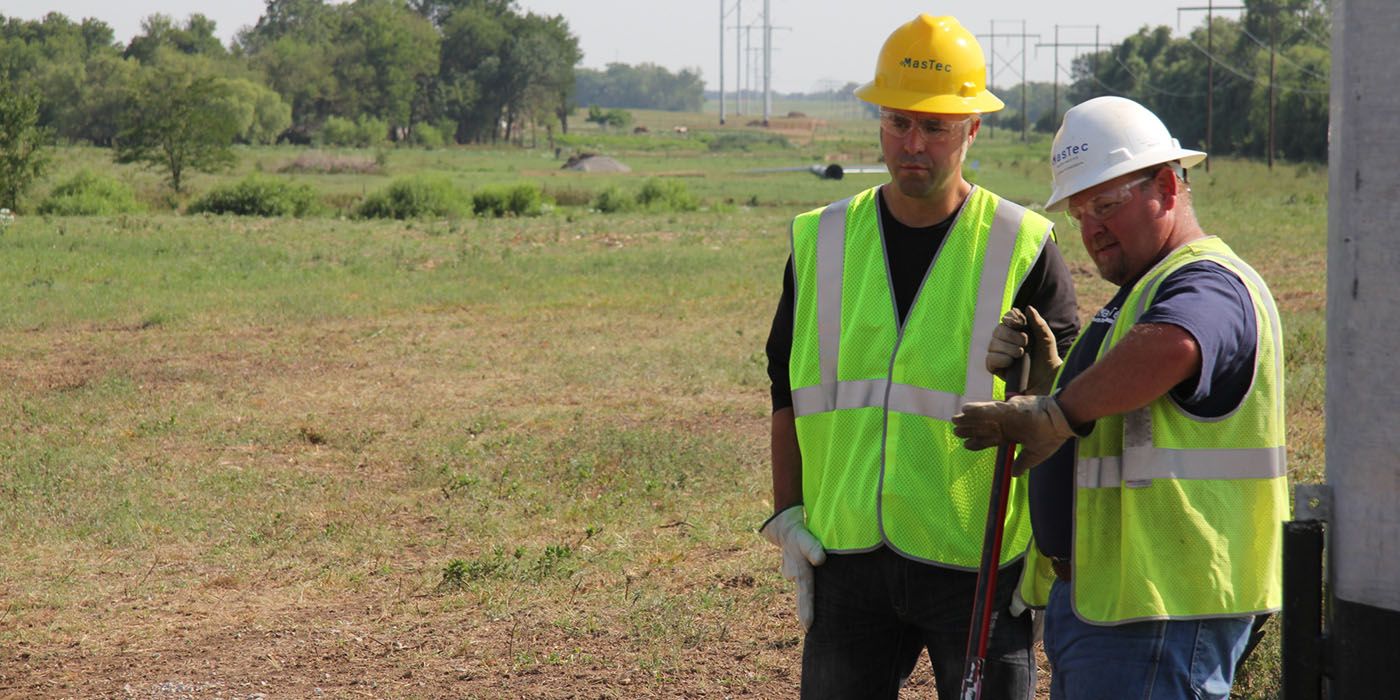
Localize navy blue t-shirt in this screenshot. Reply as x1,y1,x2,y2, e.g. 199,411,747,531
1029,260,1258,559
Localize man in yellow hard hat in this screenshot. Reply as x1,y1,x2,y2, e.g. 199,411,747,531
760,14,1079,699
952,96,1287,699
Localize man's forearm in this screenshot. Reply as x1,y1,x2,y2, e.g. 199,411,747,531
1056,322,1201,427
771,407,802,513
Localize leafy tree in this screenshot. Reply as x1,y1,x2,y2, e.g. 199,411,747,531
575,63,704,112
330,0,438,131
115,64,240,193
124,14,227,64
0,89,51,211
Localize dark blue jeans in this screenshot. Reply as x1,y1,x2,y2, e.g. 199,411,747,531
1043,580,1252,700
800,547,1035,700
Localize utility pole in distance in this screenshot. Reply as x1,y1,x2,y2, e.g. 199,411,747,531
978,21,1039,142
1177,1,1245,172
1036,25,1097,133
719,0,727,124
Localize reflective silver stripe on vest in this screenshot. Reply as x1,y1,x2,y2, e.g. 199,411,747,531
792,381,967,420
1076,446,1287,488
793,191,1026,418
964,197,1026,401
816,196,853,412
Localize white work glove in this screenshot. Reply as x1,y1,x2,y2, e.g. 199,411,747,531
760,505,826,631
986,306,1063,396
952,395,1075,476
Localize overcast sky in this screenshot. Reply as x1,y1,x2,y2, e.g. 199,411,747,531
6,0,1209,94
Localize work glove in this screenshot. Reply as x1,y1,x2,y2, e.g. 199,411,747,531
760,505,826,631
986,306,1062,396
952,395,1075,476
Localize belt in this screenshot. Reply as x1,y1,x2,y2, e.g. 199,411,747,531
1050,557,1071,582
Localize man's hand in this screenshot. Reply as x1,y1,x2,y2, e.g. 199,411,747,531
952,395,1075,476
760,505,826,631
986,306,1063,395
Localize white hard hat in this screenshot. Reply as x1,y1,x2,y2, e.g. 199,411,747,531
1044,96,1206,212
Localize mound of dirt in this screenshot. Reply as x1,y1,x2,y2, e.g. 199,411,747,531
561,154,631,173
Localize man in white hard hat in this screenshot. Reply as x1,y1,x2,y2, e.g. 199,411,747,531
952,95,1288,699
760,14,1079,699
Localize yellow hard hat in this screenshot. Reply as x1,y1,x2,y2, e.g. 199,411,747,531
854,14,1004,114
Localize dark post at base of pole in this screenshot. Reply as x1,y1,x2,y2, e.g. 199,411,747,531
1282,520,1324,700
1330,596,1400,698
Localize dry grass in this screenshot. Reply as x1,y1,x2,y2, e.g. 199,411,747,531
0,145,1327,699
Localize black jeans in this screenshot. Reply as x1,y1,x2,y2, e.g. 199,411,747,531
800,547,1035,700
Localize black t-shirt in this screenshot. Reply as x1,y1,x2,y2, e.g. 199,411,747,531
1029,260,1259,559
765,187,1081,412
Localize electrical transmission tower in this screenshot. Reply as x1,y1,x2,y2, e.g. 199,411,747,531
1036,25,1098,133
977,20,1039,142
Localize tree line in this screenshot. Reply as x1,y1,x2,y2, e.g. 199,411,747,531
0,0,582,150
984,0,1329,162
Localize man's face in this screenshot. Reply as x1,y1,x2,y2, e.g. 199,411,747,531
878,109,977,200
1067,170,1167,286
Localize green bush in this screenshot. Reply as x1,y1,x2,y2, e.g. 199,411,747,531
706,131,791,152
37,170,143,216
187,175,320,217
410,122,445,149
591,185,637,214
356,175,466,219
543,186,593,207
472,183,543,218
319,115,389,148
636,178,698,212
585,105,633,129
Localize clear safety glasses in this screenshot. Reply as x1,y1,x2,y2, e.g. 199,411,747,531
878,110,973,144
1065,174,1155,228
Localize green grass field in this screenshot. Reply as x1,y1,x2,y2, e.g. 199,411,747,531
0,115,1325,697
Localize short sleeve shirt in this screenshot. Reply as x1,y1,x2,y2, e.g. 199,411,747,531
1029,261,1259,559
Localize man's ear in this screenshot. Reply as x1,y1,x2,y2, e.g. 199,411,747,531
1155,165,1181,208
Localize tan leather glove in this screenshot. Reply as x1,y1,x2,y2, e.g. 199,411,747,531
952,395,1075,476
986,306,1063,396
760,505,826,631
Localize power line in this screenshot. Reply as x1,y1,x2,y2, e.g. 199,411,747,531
1238,25,1331,81
1110,55,1209,98
1182,35,1329,94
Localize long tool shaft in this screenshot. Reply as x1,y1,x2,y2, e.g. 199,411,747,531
958,352,1029,700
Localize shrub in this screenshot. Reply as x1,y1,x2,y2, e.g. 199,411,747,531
187,175,320,217
544,186,593,207
277,152,382,175
318,115,389,148
356,175,465,219
37,170,143,216
585,105,633,129
707,131,791,152
591,185,637,214
472,183,543,218
636,178,698,212
410,123,445,149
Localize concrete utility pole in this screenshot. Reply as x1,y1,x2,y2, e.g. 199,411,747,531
1323,0,1400,696
719,0,726,124
1177,2,1246,172
1036,25,1097,130
735,0,742,115
763,0,771,126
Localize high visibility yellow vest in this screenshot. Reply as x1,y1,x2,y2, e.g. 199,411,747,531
789,185,1053,567
1019,237,1288,622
